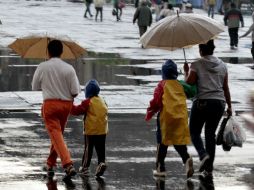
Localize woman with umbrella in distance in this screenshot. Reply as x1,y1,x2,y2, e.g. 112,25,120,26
183,40,232,179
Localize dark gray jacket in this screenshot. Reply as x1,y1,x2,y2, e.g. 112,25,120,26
133,4,152,27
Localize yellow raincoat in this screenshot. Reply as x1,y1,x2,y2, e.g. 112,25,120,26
146,80,191,146
160,80,190,145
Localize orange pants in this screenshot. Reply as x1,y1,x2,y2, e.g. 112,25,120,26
42,99,73,168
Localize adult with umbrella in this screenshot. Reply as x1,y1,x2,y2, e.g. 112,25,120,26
31,40,81,179
140,13,228,178
183,40,232,179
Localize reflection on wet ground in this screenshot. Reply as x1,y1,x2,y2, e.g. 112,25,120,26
0,112,254,189
0,50,159,91
1,49,254,92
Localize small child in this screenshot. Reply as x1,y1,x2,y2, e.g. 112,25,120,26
145,59,194,178
71,79,108,177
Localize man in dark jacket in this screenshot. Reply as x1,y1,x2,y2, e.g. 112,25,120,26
133,0,152,37
224,2,244,49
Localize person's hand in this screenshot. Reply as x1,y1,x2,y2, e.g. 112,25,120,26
227,107,232,116
183,62,189,73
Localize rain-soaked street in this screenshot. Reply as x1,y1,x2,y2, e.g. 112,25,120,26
0,0,254,189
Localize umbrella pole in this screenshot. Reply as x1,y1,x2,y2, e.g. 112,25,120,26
183,48,187,63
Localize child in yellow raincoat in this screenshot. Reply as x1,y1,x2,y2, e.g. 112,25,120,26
71,79,108,177
145,59,194,178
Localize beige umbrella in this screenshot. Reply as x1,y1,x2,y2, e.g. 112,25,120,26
8,35,87,59
140,13,224,61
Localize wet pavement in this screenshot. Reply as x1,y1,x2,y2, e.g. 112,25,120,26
0,0,254,189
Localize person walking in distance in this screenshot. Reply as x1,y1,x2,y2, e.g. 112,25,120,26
184,40,232,179
71,79,108,177
32,40,81,179
133,0,152,37
113,0,122,21
145,60,194,178
84,0,93,18
239,11,254,69
208,0,216,18
224,2,244,49
94,0,105,21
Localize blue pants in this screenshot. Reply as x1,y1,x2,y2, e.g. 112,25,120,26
189,99,225,172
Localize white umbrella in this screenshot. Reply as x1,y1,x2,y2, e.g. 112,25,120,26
140,12,225,61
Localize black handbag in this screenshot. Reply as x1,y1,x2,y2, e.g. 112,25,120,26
112,9,117,16
216,116,230,145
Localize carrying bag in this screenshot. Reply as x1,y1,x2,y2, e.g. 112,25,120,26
216,116,246,151
216,116,230,145
223,116,246,148
112,8,117,16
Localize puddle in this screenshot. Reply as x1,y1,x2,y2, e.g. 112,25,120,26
0,50,157,91
1,48,254,94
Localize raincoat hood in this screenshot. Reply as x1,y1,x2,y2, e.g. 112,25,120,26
201,55,224,73
162,59,178,80
84,79,100,98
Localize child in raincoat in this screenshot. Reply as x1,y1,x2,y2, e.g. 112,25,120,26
71,79,108,177
145,59,194,178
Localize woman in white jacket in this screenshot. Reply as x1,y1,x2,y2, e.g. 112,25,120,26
240,12,254,68
94,0,105,21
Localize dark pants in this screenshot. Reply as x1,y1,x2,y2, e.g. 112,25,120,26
208,5,215,18
82,134,106,168
139,26,148,37
189,99,225,172
228,27,239,47
95,7,103,21
156,113,190,171
251,42,254,60
114,4,122,21
84,2,92,17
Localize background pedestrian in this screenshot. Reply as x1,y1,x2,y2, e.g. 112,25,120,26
113,0,122,21
133,0,152,37
158,3,175,21
239,11,254,69
94,0,105,21
207,0,216,18
84,0,93,18
224,2,244,49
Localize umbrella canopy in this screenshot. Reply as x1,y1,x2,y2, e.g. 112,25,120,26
140,13,225,51
8,35,87,59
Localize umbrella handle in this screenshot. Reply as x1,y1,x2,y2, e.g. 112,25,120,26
183,48,187,63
